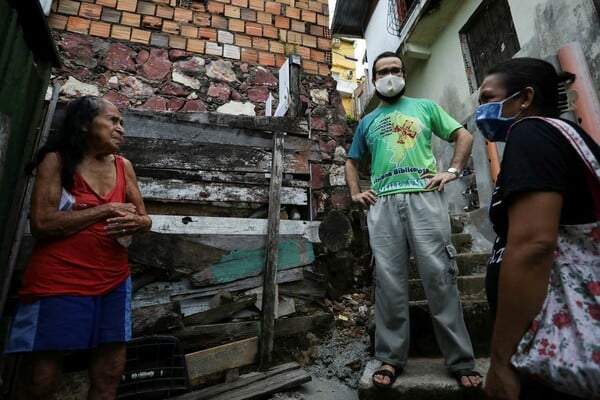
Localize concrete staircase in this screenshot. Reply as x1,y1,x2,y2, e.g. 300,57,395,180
359,214,493,399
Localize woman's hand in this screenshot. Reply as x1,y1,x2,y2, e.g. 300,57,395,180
103,202,149,237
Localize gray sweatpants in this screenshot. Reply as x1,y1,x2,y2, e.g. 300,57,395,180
367,191,475,372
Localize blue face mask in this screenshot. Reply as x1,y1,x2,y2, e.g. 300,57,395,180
475,91,522,142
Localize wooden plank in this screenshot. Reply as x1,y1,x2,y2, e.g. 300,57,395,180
279,270,326,302
171,266,308,306
168,362,302,400
184,337,259,386
149,215,321,243
182,294,257,326
260,131,284,369
131,303,183,336
208,368,310,400
120,137,310,175
137,177,308,205
132,280,189,309
132,268,163,292
132,234,318,278
122,109,310,137
135,168,310,187
190,239,314,287
128,231,229,274
173,313,332,351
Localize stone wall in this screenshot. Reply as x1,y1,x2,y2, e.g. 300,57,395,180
47,1,355,218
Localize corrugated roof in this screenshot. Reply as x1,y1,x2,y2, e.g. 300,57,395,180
330,0,372,37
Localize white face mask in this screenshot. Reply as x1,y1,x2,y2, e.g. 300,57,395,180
375,75,406,98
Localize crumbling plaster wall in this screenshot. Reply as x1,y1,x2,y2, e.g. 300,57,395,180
416,0,600,248
511,0,600,96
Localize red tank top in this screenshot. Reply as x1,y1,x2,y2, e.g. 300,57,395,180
19,155,130,301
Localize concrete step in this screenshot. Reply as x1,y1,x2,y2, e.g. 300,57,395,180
367,299,492,358
408,252,490,279
451,233,473,253
408,299,492,357
409,274,486,301
358,358,489,400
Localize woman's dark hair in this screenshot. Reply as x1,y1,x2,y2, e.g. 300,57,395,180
371,51,405,80
486,57,575,117
26,96,105,190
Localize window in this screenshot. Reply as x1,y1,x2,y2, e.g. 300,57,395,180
388,0,418,35
460,0,520,92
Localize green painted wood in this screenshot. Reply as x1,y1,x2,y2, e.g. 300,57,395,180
0,0,57,322
190,239,315,287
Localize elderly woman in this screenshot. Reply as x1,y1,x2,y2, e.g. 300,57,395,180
477,58,599,400
5,96,151,400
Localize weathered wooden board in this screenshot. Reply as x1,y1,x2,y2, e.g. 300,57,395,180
207,368,310,400
190,239,314,287
134,168,310,188
132,280,190,309
129,231,227,274
150,215,321,243
129,232,312,279
138,177,308,205
131,303,183,336
185,337,259,386
120,137,310,175
122,109,310,137
173,313,332,351
169,362,303,400
131,268,163,292
144,202,260,218
182,294,257,325
279,270,326,302
172,266,309,311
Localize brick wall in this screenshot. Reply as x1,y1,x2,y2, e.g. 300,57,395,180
49,0,332,75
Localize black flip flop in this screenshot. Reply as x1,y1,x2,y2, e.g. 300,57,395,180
452,369,483,389
372,365,401,389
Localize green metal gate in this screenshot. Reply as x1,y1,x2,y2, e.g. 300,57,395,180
0,0,59,315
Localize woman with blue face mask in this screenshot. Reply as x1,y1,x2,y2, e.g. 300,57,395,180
479,58,600,400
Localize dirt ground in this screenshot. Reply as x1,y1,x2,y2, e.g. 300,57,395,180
269,290,373,400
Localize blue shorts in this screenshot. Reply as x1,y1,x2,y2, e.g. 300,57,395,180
4,277,131,354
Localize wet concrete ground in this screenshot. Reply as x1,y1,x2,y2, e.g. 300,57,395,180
271,377,359,400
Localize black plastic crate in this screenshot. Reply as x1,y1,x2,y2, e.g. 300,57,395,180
116,335,190,399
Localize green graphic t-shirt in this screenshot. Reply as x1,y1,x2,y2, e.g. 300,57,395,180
348,96,462,196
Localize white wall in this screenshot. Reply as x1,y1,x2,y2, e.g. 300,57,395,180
507,0,546,47
402,0,481,119
364,0,402,81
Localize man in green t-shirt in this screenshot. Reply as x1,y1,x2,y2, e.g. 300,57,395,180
345,51,481,389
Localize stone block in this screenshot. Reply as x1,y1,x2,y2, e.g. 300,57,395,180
199,27,217,41
111,25,131,40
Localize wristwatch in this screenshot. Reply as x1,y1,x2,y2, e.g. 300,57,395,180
447,167,461,177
